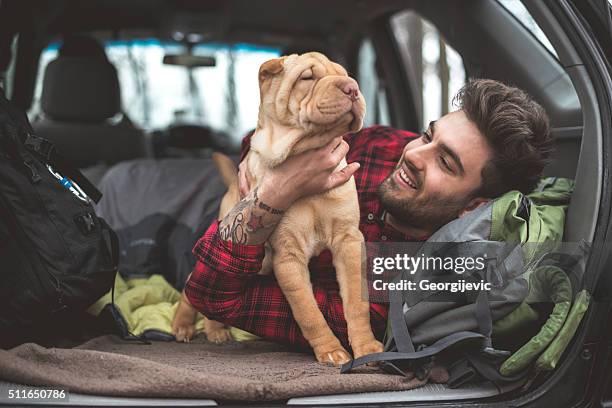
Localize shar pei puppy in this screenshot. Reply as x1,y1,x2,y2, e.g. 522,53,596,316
173,52,383,366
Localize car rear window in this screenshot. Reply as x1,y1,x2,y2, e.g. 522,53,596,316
497,0,559,60
391,11,466,129
31,39,280,142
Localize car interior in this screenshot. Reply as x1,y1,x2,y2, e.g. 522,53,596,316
33,35,150,170
0,0,606,405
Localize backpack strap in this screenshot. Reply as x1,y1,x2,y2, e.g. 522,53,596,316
474,288,511,359
108,274,151,345
475,247,515,357
23,134,103,203
475,289,493,349
101,223,150,345
388,280,415,353
341,331,486,373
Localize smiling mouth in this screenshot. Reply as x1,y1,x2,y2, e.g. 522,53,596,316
396,164,419,190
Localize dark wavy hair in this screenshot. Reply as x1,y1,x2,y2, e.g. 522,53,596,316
454,79,555,198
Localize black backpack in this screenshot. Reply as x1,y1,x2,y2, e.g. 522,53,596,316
0,89,118,348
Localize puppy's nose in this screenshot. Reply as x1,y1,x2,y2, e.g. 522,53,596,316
342,82,360,101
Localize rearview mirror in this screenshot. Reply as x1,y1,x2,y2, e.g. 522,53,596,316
163,54,216,68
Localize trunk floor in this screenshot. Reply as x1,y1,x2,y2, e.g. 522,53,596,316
0,379,523,406
0,335,461,403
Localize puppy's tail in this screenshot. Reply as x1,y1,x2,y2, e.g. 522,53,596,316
212,152,238,188
213,152,241,219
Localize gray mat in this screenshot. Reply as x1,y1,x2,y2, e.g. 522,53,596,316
0,335,448,402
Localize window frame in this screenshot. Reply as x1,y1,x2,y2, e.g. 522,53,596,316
348,15,420,132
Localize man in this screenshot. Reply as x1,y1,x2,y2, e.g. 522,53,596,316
184,79,554,350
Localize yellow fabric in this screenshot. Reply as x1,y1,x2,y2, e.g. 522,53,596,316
87,273,258,341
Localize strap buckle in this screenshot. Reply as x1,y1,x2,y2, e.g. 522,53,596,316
24,133,56,162
447,358,476,388
482,346,511,358
74,212,97,235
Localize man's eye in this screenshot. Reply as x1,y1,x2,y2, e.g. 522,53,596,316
440,156,452,172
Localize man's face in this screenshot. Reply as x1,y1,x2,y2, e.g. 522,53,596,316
378,110,493,233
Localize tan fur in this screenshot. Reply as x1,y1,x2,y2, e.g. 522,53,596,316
173,53,383,364
212,152,239,188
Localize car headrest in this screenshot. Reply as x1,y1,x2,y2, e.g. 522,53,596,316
40,36,121,122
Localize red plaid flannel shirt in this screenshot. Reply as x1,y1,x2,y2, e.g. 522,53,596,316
185,125,424,350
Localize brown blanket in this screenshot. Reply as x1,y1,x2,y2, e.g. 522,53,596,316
0,335,447,401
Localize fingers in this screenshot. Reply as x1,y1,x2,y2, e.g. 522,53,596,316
328,135,344,151
321,136,349,169
326,162,360,190
331,140,350,161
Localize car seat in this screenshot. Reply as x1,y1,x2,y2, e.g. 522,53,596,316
33,35,149,171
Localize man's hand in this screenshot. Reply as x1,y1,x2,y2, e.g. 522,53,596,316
224,136,359,245
240,136,360,208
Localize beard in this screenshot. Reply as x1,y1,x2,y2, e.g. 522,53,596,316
377,171,471,232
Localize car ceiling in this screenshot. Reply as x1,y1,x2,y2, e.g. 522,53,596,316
1,0,416,112
17,0,411,47
2,0,584,143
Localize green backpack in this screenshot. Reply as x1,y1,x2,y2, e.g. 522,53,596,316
492,178,590,381
342,177,590,387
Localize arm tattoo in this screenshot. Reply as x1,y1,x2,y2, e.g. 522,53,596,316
218,187,285,245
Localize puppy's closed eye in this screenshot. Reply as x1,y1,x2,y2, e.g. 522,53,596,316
300,69,314,81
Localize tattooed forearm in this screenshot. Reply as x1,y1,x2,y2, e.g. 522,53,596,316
218,187,285,245
219,212,247,244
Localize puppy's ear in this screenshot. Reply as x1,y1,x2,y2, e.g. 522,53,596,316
259,57,285,84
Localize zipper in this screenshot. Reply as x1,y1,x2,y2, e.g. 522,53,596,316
48,270,66,314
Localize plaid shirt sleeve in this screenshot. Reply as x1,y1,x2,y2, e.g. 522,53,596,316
185,126,416,350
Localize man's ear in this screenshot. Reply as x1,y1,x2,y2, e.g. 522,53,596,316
459,197,490,218
258,57,285,85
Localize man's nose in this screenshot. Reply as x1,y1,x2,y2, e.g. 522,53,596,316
403,145,429,170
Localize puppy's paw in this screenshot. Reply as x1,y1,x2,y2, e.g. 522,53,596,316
172,305,198,343
206,327,233,344
352,339,384,360
314,346,352,366
172,292,199,342
173,323,197,343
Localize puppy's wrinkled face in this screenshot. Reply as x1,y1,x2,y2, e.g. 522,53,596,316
257,52,366,135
